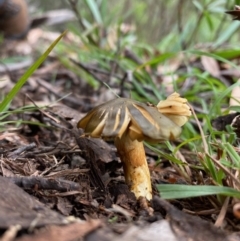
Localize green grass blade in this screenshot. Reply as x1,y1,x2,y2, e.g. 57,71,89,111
145,142,183,164
213,21,240,48
173,135,202,155
157,184,240,199
186,49,240,69
213,49,240,59
136,52,176,70
223,142,240,168
0,31,66,113
85,0,103,24
0,120,48,128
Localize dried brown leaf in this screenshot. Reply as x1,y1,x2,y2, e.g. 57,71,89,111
201,56,220,77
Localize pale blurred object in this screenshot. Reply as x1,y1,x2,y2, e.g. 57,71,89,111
0,0,75,40
229,79,240,112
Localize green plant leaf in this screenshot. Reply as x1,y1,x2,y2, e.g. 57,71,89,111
213,49,240,59
85,0,103,24
223,142,240,168
0,31,66,113
157,184,240,199
213,21,240,48
145,143,183,164
192,0,203,11
186,49,240,69
136,52,176,70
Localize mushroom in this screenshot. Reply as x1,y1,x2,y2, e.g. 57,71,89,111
77,94,191,200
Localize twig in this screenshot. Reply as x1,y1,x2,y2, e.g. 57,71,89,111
124,48,143,65
26,94,60,123
70,58,107,86
7,176,81,192
1,225,21,241
68,0,85,30
186,2,211,47
214,196,229,228
70,58,159,99
43,190,83,197
177,0,186,50
106,204,133,222
119,72,128,97
207,153,240,187
1,158,31,175
40,156,65,176
8,142,36,159
36,78,89,108
189,104,209,153
108,25,122,84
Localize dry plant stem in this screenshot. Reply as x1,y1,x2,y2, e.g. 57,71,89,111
25,94,60,123
115,132,152,200
186,1,210,47
177,0,186,50
175,150,192,181
1,225,21,241
207,154,240,186
215,196,229,228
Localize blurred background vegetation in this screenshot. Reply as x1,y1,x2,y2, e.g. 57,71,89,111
27,0,240,47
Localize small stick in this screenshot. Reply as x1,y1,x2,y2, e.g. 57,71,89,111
8,142,36,159
7,176,81,192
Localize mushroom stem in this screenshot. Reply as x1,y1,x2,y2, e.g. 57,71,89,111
115,131,152,200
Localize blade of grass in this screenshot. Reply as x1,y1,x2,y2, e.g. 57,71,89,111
157,184,240,199
223,142,240,168
0,31,66,113
145,142,183,164
213,21,240,48
85,0,103,24
136,52,176,70
186,49,240,70
173,135,202,155
0,120,48,128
